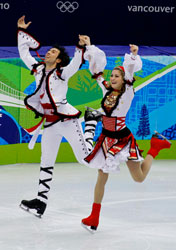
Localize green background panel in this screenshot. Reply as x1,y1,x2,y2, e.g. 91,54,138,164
0,140,175,165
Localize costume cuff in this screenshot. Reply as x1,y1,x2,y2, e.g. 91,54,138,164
17,28,41,50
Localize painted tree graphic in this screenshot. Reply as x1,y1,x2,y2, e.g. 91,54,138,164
136,104,150,139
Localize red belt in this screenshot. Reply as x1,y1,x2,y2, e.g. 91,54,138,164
44,114,61,122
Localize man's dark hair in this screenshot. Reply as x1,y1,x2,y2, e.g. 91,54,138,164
52,44,70,68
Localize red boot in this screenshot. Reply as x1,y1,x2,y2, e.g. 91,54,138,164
147,132,171,158
81,203,101,233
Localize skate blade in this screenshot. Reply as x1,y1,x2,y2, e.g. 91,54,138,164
19,204,42,218
154,131,172,144
81,222,97,234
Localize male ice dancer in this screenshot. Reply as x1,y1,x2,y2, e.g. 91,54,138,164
17,16,100,217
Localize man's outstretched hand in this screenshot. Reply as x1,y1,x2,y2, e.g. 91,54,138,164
17,15,32,29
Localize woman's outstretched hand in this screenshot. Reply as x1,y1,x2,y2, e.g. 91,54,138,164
129,44,139,55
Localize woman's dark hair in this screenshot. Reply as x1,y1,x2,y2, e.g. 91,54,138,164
52,44,70,68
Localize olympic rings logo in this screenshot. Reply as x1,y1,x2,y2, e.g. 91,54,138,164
56,1,79,13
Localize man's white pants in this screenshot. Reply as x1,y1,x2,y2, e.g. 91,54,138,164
41,118,88,167
37,118,89,203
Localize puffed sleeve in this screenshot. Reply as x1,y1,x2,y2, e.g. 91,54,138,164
84,45,107,75
123,53,142,82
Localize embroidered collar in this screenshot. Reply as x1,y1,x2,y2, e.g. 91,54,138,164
101,88,123,116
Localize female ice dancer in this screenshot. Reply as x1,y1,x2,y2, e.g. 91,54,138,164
81,37,171,232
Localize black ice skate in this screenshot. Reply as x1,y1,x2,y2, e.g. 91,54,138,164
19,198,46,218
84,106,102,122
